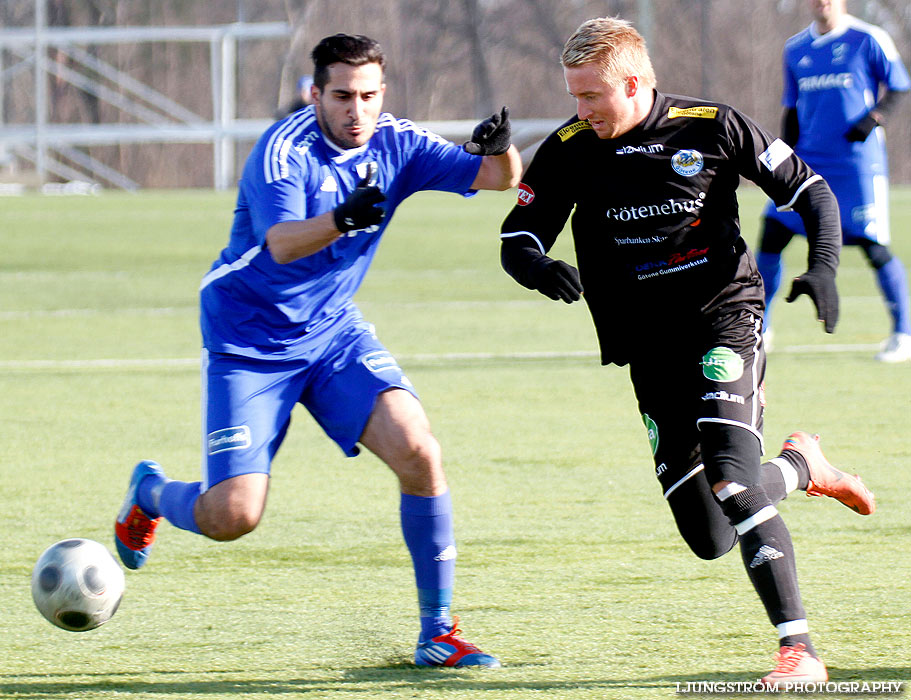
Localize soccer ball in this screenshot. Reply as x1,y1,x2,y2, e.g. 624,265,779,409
31,538,125,631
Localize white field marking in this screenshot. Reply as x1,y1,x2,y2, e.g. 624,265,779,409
0,343,888,372
0,307,194,321
1,294,884,319
0,300,545,321
0,271,129,280
403,350,599,362
0,358,201,371
364,268,483,277
776,343,881,353
358,300,549,309
0,351,599,372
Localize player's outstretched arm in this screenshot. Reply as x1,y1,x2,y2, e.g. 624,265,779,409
266,213,343,264
785,178,841,333
466,106,521,191
500,236,582,304
266,170,386,264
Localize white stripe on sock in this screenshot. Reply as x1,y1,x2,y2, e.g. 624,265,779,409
716,482,747,501
777,619,809,638
770,457,800,494
734,505,778,535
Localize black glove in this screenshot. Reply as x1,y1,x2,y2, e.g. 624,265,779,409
463,106,511,156
845,113,878,142
333,169,386,233
785,268,839,333
529,257,583,303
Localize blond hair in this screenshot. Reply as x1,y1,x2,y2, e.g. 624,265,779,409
561,17,656,88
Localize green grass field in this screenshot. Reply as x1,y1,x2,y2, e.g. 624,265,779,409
1,186,909,699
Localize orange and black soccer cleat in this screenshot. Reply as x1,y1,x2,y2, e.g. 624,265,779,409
782,431,875,515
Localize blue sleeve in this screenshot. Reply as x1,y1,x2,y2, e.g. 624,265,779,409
395,122,482,197
864,29,910,92
782,51,799,108
879,45,911,93
241,133,308,244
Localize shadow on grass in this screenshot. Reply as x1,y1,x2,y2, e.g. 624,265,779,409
1,665,907,697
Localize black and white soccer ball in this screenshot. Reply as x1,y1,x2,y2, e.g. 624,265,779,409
31,538,125,631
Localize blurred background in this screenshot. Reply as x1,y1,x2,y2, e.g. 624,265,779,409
0,0,909,189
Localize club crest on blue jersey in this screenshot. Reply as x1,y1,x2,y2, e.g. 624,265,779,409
671,150,704,177
356,161,379,185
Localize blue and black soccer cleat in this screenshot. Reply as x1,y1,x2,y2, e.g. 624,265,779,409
114,460,164,570
414,615,501,668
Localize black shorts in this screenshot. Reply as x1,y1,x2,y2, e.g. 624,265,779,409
628,306,766,496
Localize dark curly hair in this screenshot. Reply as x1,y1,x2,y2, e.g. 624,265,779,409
311,34,386,91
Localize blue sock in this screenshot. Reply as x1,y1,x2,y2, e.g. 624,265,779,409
756,251,783,332
400,491,455,642
876,257,911,335
136,472,165,518
157,480,203,534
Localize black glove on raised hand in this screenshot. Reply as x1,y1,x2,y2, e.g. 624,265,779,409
785,267,839,333
463,106,511,156
528,257,583,303
333,169,386,233
845,113,878,142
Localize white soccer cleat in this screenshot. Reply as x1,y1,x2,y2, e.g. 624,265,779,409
875,332,911,363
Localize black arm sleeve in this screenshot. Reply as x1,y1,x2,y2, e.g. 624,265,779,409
790,178,841,273
781,107,799,147
500,236,548,290
871,89,906,125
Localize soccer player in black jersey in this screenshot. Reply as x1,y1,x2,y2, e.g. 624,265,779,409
500,16,876,687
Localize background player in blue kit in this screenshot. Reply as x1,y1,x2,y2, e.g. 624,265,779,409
114,33,520,668
758,0,911,362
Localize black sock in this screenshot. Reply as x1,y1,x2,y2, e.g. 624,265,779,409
781,632,816,656
721,486,816,658
777,449,811,490
759,461,788,504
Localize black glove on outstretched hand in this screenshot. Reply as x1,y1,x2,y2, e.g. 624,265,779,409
529,256,583,303
845,113,878,142
333,171,386,233
785,267,839,333
463,106,511,156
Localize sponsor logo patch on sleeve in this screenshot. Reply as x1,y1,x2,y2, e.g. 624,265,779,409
517,183,535,206
557,121,593,141
759,138,793,172
667,106,719,120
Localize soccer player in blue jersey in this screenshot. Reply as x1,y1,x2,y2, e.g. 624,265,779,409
114,33,520,668
758,0,911,362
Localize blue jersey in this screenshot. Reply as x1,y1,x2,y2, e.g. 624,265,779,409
782,15,910,176
200,106,482,359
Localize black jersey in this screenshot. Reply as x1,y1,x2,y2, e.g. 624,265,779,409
501,91,822,365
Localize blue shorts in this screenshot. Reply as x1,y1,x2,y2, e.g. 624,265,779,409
763,171,890,245
200,316,416,490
